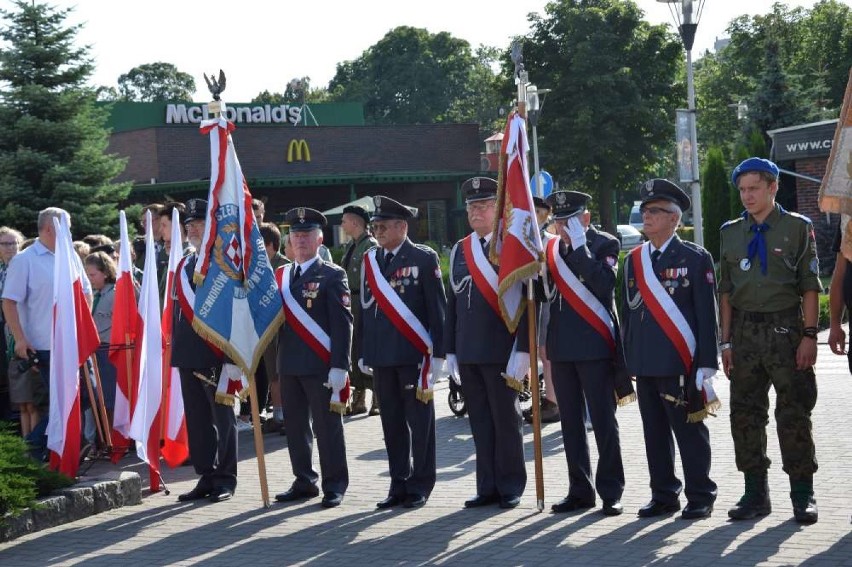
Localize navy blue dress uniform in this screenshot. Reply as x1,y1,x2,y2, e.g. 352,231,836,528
540,190,633,516
621,180,719,519
172,198,238,503
445,177,526,509
360,195,447,509
274,208,352,508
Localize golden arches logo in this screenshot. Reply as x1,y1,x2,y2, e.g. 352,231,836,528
287,139,311,162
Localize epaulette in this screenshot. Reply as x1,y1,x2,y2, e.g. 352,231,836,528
324,261,346,274
720,217,744,231
786,211,813,225
414,243,440,256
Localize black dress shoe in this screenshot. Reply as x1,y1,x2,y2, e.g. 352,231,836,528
681,502,713,519
376,495,403,509
638,499,681,518
551,495,595,513
602,500,624,516
275,487,319,503
403,494,427,509
177,485,212,502
209,486,233,503
464,494,499,508
500,495,521,509
321,492,343,508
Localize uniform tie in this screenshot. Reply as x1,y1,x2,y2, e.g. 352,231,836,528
747,223,770,275
293,265,302,282
385,251,394,268
479,237,487,256
651,249,661,267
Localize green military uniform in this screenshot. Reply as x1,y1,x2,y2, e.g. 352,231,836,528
720,202,822,517
342,231,378,393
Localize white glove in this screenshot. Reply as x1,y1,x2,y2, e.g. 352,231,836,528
695,368,716,391
445,354,460,385
357,358,373,376
221,363,242,381
429,357,445,389
566,217,587,249
506,351,530,382
328,368,347,392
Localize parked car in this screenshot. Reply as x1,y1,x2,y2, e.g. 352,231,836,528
628,204,643,233
616,224,643,250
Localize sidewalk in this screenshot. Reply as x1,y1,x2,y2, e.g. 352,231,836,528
1,337,851,566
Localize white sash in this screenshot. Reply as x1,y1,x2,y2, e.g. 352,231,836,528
277,264,331,356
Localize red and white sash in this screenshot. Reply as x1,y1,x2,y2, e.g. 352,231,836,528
546,238,616,351
175,257,195,323
461,233,500,318
363,249,433,393
275,264,331,365
629,244,695,369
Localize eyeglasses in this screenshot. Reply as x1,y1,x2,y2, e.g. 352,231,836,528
371,223,399,234
466,202,495,213
640,206,675,216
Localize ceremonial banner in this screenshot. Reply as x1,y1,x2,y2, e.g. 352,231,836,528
192,116,284,378
47,216,99,478
129,212,163,492
109,211,138,462
489,111,543,332
161,208,188,468
819,67,852,262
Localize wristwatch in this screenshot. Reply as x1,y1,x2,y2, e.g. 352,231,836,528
719,342,732,351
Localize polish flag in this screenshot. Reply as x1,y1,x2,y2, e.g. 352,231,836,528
47,215,99,478
129,211,164,492
161,208,188,468
108,211,139,462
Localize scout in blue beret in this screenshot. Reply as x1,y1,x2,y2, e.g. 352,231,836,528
731,157,779,187
284,207,328,231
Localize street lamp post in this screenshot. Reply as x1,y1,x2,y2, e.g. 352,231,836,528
659,0,705,246
526,85,550,198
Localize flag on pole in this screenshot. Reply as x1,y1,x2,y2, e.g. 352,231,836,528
47,215,99,478
129,211,164,492
108,211,139,462
489,111,544,332
192,114,284,377
161,208,189,468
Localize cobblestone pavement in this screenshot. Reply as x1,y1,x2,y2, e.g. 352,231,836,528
2,337,851,566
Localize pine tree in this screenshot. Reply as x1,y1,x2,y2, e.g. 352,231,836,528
701,147,729,262
730,144,751,218
0,1,130,238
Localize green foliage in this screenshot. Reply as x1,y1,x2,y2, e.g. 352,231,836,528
328,26,502,136
675,226,695,243
730,144,751,217
0,427,73,520
701,147,729,261
252,78,331,106
0,1,131,238
818,293,830,330
517,0,683,233
116,62,195,102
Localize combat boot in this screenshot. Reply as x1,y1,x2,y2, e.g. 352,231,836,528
728,473,771,520
350,389,367,415
790,478,818,524
368,389,380,416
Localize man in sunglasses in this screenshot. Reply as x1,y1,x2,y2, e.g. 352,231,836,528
621,179,719,520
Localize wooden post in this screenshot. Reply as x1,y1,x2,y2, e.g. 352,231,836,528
89,354,113,451
81,365,105,448
246,373,271,507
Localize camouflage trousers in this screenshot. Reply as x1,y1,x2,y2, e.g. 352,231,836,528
730,308,817,479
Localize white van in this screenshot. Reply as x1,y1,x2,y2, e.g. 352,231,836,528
629,202,643,232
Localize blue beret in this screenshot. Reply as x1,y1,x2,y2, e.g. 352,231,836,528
731,157,779,186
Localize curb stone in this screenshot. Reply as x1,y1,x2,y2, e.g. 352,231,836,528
0,471,141,542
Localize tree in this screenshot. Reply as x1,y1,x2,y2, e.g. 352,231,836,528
517,0,683,232
0,1,130,237
251,78,330,106
700,147,729,261
746,39,808,145
328,26,501,131
117,62,196,102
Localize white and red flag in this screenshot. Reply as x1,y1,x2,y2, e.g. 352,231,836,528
161,208,189,468
108,211,138,463
489,111,544,332
129,211,164,491
47,215,99,478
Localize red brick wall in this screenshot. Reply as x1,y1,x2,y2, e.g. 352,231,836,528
794,157,835,273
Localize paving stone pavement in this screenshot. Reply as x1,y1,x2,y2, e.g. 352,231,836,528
2,337,851,566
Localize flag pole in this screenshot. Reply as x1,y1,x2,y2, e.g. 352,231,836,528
247,373,271,507
89,354,114,452
80,365,106,449
513,42,545,513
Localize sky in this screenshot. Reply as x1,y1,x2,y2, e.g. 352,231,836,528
11,0,833,102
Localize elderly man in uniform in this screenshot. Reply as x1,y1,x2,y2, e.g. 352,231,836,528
274,208,352,508
539,190,634,516
622,179,719,520
340,205,379,416
720,158,821,524
445,177,526,509
173,198,238,503
361,195,446,509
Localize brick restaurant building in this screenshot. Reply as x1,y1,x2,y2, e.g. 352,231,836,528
105,101,489,246
768,119,838,271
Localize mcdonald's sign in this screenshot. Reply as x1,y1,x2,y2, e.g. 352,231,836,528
287,139,311,163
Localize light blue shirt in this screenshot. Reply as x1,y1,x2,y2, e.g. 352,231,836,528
2,239,92,350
